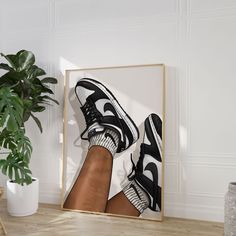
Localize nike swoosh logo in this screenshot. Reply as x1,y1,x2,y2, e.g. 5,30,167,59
104,132,117,147
103,102,119,117
136,162,161,211
144,162,161,211
104,103,134,150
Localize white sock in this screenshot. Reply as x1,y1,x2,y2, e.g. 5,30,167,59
123,180,149,213
89,129,119,156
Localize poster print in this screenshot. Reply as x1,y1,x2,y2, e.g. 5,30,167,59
62,64,165,221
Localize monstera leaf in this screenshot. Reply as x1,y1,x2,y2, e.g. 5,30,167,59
0,129,32,163
0,87,23,131
0,128,33,185
0,152,32,185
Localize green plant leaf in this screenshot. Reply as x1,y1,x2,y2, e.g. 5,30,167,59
30,113,43,133
14,129,32,163
0,50,35,72
0,53,18,70
27,65,46,78
41,77,58,84
17,50,35,71
0,88,23,131
41,95,59,105
41,86,54,94
0,129,32,162
0,153,32,185
0,63,13,71
0,71,26,88
8,163,13,180
31,106,45,113
0,49,59,157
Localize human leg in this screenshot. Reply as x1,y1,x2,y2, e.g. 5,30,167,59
63,78,139,212
63,146,113,212
105,114,162,216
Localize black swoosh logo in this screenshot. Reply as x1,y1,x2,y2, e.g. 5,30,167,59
103,103,134,151
144,162,160,210
136,162,161,211
104,132,116,147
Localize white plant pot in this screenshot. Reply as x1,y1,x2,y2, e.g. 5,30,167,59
7,178,39,216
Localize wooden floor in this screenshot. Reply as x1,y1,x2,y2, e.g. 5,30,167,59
0,200,223,236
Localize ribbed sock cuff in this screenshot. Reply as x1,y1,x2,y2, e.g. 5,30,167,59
123,180,149,213
89,129,119,157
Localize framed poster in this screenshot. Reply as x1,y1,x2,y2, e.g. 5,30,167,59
62,64,165,221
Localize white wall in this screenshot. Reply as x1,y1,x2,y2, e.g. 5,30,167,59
0,0,236,222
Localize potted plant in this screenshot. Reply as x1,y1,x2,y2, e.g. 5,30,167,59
0,50,59,216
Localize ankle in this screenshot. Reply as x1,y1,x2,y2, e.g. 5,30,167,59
89,129,119,157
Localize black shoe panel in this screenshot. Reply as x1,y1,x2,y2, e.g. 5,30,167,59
143,114,162,162
75,78,139,152
133,113,163,212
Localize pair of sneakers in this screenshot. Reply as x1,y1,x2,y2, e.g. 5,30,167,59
75,78,162,213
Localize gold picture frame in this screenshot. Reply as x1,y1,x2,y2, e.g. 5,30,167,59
61,64,166,222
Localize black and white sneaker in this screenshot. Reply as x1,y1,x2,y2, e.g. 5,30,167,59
75,78,139,153
128,113,162,211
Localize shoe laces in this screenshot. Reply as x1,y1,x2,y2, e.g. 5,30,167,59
80,99,102,140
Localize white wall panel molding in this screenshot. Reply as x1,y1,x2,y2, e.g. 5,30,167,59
165,191,224,202
189,0,236,16
165,202,223,221
38,182,61,204
187,153,236,159
1,0,51,36
165,192,224,213
181,161,236,168
54,16,179,38
165,179,225,222
180,162,236,198
54,22,179,71
55,0,178,31
2,29,52,40
164,162,180,194
186,192,224,199
178,63,190,155
190,9,236,20
186,16,236,157
165,67,179,157
180,156,236,166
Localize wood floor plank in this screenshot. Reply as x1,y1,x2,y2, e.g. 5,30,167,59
0,201,223,236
